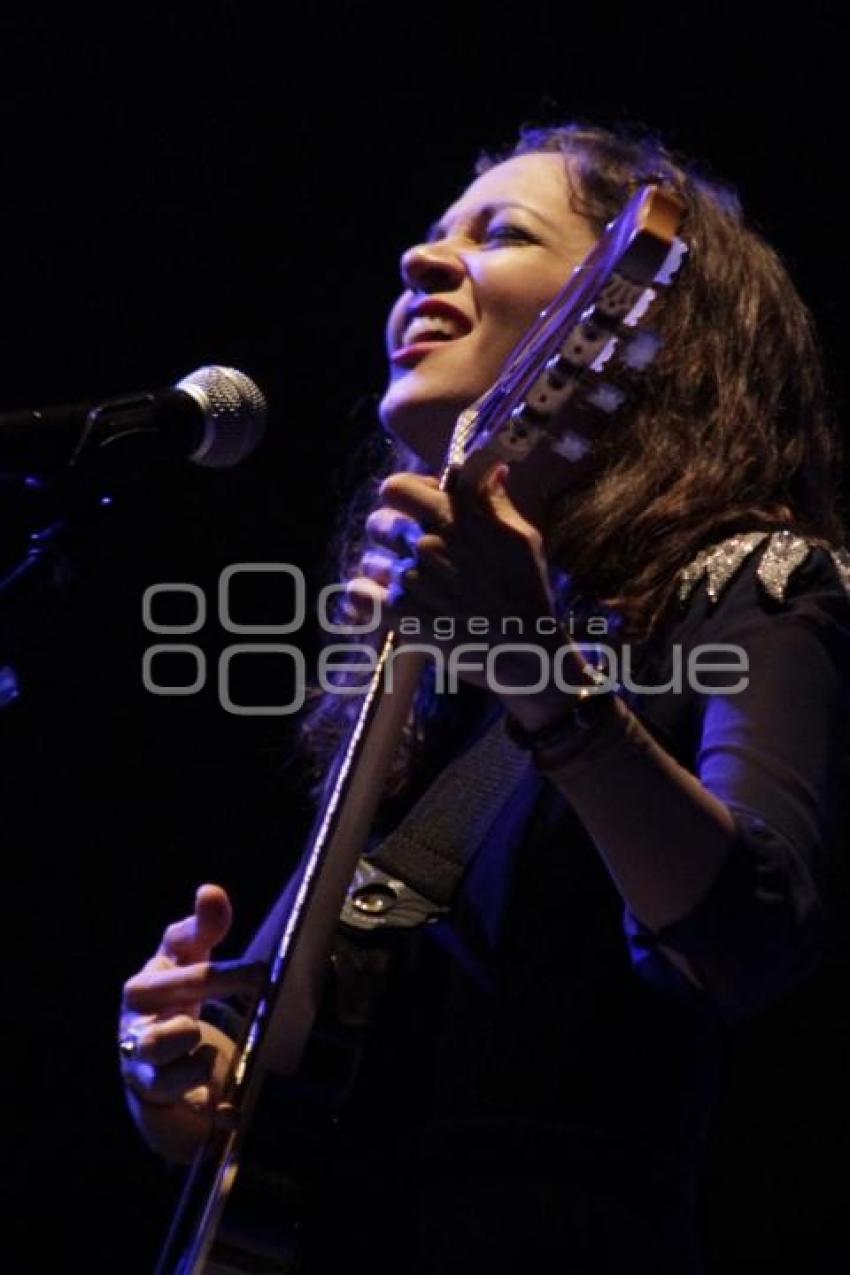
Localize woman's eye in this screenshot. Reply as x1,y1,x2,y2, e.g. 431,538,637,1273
487,224,536,244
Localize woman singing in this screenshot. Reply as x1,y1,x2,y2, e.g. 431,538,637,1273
118,123,850,1272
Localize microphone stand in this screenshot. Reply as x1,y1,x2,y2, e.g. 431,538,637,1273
0,474,112,708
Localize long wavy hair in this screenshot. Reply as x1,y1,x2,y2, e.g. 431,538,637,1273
301,122,844,791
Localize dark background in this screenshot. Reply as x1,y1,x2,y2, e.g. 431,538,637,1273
2,4,848,1269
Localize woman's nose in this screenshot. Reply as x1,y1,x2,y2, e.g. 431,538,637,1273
400,240,466,294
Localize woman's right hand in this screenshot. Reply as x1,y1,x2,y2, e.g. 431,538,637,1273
118,883,266,1163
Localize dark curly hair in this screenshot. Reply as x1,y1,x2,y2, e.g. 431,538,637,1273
494,123,843,632
300,121,845,792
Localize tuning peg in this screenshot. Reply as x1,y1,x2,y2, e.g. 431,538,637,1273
585,381,626,414
619,330,661,371
552,429,592,462
656,238,688,286
622,287,656,328
590,336,618,373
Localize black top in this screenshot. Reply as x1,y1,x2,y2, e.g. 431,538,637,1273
296,538,850,1273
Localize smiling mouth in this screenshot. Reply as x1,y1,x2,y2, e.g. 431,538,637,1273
391,334,470,367
393,304,474,366
393,311,473,364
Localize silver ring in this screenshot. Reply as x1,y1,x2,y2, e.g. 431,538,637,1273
118,1030,142,1059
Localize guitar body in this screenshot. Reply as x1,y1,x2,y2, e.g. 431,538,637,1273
161,1017,363,1271
155,186,687,1273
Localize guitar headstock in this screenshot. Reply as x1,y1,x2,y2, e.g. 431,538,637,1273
447,185,687,474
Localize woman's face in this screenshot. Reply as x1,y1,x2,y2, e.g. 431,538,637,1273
380,152,597,469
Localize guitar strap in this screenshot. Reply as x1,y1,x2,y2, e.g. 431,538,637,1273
339,712,538,935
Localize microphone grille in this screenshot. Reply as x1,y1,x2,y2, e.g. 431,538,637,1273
176,365,268,468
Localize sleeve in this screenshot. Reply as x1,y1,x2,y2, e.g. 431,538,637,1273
626,547,850,1022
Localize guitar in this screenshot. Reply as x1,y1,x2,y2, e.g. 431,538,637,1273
155,184,687,1273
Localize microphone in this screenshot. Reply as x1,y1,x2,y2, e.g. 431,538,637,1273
0,365,267,478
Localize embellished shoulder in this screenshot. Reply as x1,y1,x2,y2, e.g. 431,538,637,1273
678,529,850,606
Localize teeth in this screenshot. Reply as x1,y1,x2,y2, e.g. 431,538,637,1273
402,313,465,345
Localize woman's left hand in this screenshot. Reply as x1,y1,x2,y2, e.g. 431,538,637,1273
368,464,571,717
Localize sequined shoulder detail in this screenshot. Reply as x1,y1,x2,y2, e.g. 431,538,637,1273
679,529,850,606
829,546,850,595
678,531,769,604
755,530,812,600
